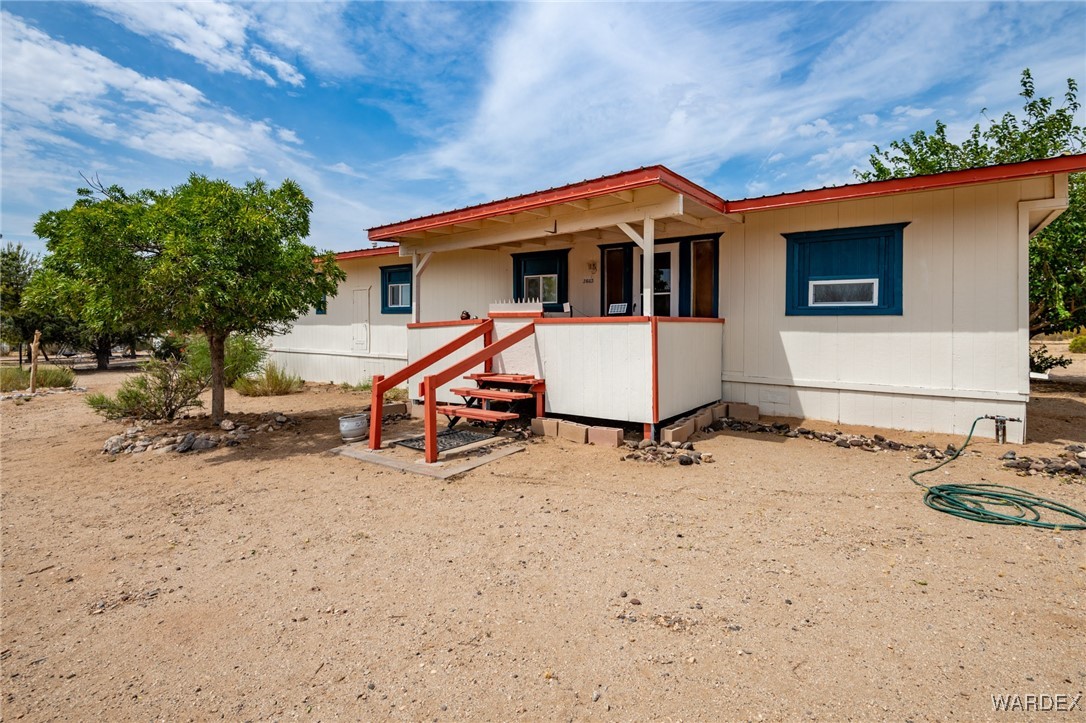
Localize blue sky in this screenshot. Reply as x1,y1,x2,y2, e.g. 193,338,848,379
2,1,1084,256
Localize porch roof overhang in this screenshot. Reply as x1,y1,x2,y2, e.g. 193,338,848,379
367,166,733,255
334,244,400,261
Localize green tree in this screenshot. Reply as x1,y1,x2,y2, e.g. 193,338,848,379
857,69,1086,336
28,184,159,368
147,175,343,422
0,242,40,364
30,175,344,422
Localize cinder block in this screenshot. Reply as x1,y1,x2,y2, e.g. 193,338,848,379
728,402,759,421
695,410,713,430
711,403,729,421
531,417,558,436
558,420,588,443
662,418,695,445
587,426,623,447
382,402,408,416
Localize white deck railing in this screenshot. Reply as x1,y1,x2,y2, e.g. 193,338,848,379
405,316,724,425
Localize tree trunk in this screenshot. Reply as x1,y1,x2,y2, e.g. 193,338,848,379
208,331,227,424
29,331,41,393
94,337,111,370
18,341,23,369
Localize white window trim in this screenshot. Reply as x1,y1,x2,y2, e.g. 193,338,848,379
387,282,411,308
522,273,559,304
808,278,879,307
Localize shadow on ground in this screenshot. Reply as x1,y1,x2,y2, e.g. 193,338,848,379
1027,379,1086,444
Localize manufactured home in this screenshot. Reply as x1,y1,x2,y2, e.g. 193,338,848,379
271,154,1086,455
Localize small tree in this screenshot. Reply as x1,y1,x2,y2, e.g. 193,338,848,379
147,175,344,422
27,184,160,368
0,242,40,364
857,69,1086,337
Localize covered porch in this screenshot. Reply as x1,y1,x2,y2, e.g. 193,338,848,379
364,167,736,461
368,166,738,322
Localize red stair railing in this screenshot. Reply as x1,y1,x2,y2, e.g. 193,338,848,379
368,319,493,450
421,322,537,463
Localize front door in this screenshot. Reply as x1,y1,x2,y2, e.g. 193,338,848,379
601,246,633,315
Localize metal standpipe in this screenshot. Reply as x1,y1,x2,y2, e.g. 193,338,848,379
984,414,1022,444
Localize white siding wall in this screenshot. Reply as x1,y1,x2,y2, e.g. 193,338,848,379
535,322,654,422
719,177,1052,442
407,323,487,404
268,255,410,385
656,321,723,420
415,250,512,322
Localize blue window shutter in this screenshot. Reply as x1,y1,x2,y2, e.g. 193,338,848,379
784,223,906,316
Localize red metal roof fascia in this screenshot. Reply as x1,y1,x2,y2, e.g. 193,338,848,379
368,166,727,240
724,155,1086,214
334,245,401,261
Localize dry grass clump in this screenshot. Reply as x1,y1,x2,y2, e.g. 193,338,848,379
234,363,304,397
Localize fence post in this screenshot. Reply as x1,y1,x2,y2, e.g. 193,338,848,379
423,375,439,463
369,374,385,450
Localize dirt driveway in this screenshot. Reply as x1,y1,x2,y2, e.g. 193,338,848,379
2,370,1084,721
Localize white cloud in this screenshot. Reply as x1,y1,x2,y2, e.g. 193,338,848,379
1,12,305,171
796,118,835,138
809,140,876,168
412,3,798,198
251,46,305,87
893,105,935,119
250,2,365,78
859,113,879,126
86,1,281,85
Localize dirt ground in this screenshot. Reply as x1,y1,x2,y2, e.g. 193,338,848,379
2,368,1084,721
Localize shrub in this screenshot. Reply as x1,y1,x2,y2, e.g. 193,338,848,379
384,386,409,402
1069,335,1086,354
0,365,76,391
86,357,206,420
234,362,304,397
0,367,29,391
1029,344,1073,373
33,365,76,388
184,333,266,386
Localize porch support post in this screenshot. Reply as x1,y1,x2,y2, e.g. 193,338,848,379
411,252,432,324
617,216,655,316
641,216,654,317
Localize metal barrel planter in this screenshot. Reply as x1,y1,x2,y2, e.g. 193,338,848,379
339,412,370,443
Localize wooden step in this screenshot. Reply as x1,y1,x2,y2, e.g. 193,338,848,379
465,373,543,386
435,405,519,422
449,387,533,402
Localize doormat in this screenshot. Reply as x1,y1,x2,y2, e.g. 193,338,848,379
394,429,495,453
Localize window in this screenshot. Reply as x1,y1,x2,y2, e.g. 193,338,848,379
315,295,327,315
512,250,569,312
523,274,558,304
784,223,906,316
380,264,412,314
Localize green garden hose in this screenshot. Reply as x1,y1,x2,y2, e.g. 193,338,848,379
909,416,1086,530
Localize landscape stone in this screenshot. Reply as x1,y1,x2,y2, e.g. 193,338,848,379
175,432,197,453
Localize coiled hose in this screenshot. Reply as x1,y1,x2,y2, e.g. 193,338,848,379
909,416,1086,530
